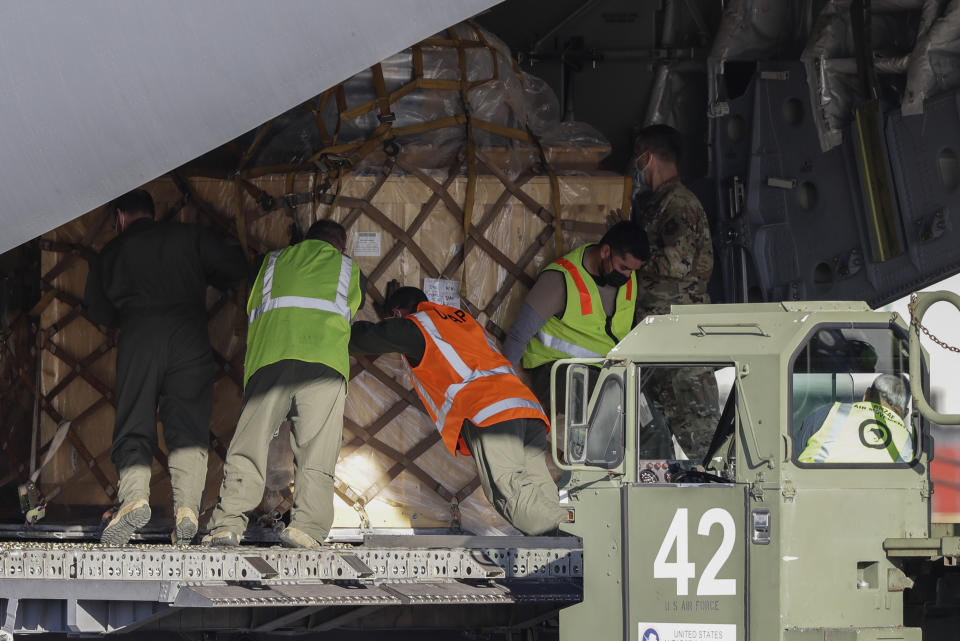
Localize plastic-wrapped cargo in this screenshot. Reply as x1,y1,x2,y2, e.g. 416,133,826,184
710,0,954,152
222,22,610,177
709,0,813,65
798,0,954,150
903,0,960,116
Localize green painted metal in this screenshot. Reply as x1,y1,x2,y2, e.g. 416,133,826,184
908,290,960,426
555,298,942,641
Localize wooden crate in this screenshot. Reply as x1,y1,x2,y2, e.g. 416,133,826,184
36,165,627,533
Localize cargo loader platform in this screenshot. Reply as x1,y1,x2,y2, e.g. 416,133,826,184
0,534,582,637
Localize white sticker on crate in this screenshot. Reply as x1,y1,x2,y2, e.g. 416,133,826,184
637,622,736,641
423,277,460,308
353,231,382,257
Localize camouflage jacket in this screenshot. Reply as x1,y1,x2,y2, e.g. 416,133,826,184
634,178,713,320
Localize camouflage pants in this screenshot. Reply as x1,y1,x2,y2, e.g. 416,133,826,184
646,367,720,460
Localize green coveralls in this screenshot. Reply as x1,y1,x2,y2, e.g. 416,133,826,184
83,218,248,511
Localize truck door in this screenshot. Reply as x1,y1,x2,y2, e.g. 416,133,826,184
784,325,926,631
625,484,746,641
625,365,745,641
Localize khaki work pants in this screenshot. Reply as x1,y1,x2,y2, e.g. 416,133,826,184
461,417,566,536
207,360,345,542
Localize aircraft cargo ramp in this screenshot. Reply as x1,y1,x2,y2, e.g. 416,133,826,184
0,535,581,638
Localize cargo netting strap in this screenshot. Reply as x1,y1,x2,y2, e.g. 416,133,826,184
158,157,568,514
34,162,574,525
23,20,612,527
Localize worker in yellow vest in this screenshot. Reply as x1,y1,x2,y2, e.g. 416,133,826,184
502,221,650,406
797,374,914,464
205,219,363,548
350,287,567,535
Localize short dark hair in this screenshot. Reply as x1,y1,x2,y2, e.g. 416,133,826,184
634,124,683,165
384,286,428,314
599,221,650,261
305,219,347,249
110,189,155,218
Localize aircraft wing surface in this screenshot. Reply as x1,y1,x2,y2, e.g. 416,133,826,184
0,0,501,254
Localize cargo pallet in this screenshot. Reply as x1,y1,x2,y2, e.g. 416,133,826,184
0,534,582,638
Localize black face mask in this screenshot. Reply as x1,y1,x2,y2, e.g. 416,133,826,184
592,268,629,288
604,270,629,288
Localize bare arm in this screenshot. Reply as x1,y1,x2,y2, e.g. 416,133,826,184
502,270,565,366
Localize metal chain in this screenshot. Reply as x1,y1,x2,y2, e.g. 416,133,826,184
908,293,960,353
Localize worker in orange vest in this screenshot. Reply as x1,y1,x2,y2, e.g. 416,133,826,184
349,286,567,535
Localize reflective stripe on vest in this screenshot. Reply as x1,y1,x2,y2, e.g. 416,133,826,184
472,397,543,425
521,244,636,369
482,328,500,354
248,250,354,324
555,254,633,311
413,311,474,378
404,359,441,418
799,401,913,463
411,309,530,430
555,257,593,315
535,330,603,358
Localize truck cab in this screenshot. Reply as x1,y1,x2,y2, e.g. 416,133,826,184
552,296,949,641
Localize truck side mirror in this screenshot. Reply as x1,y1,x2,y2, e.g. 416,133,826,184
908,291,960,426
565,364,590,464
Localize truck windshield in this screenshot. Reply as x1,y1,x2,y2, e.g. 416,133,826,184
637,365,736,464
791,326,916,466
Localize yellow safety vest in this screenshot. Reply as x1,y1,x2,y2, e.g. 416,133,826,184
522,243,636,369
798,401,913,464
244,239,362,387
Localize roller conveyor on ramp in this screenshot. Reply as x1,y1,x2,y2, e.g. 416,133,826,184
0,534,582,637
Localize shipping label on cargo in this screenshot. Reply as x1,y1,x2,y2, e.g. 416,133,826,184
638,622,736,641
352,231,382,257
423,278,460,308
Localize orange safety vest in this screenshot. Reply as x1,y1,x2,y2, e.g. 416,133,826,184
405,301,549,456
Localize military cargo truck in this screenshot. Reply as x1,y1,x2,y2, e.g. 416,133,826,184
3,292,960,639
552,290,960,641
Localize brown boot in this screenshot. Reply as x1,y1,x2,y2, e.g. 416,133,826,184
100,498,151,545
278,526,322,548
201,529,241,547
172,506,199,544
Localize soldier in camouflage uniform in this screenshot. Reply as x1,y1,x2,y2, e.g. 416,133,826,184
631,125,719,459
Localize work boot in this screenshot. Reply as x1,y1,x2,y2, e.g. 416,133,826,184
278,526,321,548
201,530,240,547
100,498,151,545
172,507,199,544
